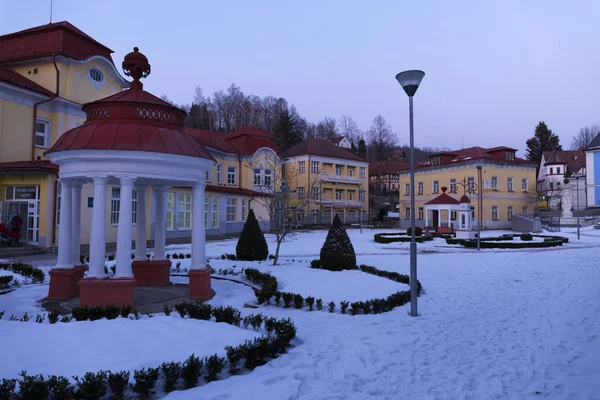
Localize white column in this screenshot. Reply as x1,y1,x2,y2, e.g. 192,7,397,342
190,182,206,269
153,186,168,260
437,209,441,227
425,209,429,227
134,185,148,260
448,209,452,227
56,179,73,269
88,177,107,277
71,181,82,265
115,177,134,278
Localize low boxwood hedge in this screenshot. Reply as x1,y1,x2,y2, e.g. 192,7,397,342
374,233,435,244
445,233,568,249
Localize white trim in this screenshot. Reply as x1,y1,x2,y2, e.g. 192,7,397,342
34,117,50,148
0,81,49,105
62,55,129,87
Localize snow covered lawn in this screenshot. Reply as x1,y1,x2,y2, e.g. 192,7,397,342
0,316,260,381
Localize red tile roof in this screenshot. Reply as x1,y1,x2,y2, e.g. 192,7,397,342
542,150,586,174
0,160,58,173
185,126,278,156
280,138,367,162
0,21,114,64
369,160,409,176
0,67,53,96
412,146,535,171
173,184,267,197
424,191,460,206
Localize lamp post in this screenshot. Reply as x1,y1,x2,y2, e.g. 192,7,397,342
475,162,483,250
395,69,425,317
565,173,582,240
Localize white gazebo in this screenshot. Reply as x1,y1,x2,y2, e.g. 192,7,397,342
423,186,462,233
45,47,215,307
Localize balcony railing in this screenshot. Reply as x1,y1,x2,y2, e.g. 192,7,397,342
316,199,362,207
321,174,362,184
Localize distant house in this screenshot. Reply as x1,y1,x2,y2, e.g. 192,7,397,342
329,135,352,149
586,134,600,207
537,150,586,211
369,160,408,193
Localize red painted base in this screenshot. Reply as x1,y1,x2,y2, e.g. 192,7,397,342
188,267,215,300
131,259,171,286
46,266,87,301
79,278,137,308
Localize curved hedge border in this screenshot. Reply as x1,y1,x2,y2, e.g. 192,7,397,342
0,262,45,285
446,234,569,249
0,302,296,399
374,233,435,244
245,265,422,315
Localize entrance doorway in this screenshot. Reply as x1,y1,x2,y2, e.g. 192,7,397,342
2,186,40,245
432,210,439,227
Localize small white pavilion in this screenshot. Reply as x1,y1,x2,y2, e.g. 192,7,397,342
423,186,472,234
45,47,215,307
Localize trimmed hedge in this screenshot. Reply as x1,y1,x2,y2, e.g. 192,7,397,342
0,303,296,399
445,234,568,249
374,233,434,244
0,262,45,284
406,226,423,237
248,264,422,316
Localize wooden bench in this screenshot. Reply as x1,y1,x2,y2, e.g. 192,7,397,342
436,226,453,234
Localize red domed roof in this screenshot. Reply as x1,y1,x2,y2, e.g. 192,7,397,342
460,195,471,203
46,47,213,161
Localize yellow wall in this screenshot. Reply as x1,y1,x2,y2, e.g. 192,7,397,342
0,99,36,162
398,164,537,227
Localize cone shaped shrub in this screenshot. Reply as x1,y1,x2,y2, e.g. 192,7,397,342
319,214,356,271
236,209,269,261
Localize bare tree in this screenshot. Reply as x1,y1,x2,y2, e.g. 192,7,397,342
368,115,397,161
249,154,321,265
316,117,338,140
339,115,360,147
570,124,600,150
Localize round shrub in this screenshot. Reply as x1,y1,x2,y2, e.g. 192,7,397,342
406,226,423,237
320,215,356,271
236,209,269,261
520,233,533,241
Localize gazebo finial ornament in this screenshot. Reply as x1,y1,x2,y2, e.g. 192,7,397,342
122,47,151,89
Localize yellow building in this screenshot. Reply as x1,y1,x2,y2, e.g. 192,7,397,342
398,146,538,230
281,138,369,224
0,22,129,247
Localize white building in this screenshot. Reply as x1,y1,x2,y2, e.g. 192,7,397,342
586,134,600,208
537,150,586,210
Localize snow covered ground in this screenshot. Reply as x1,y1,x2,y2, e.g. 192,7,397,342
0,227,599,399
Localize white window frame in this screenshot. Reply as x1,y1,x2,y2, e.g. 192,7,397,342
404,207,411,220
404,183,410,195
522,178,528,191
212,196,219,228
335,189,343,200
432,181,439,193
298,161,305,174
335,165,343,176
311,161,319,174
205,169,212,183
227,166,237,185
348,192,353,201
241,199,247,222
507,206,513,221
492,206,498,221
311,187,319,199
264,169,272,187
418,207,424,220
348,169,354,177
226,197,237,222
298,187,305,199
178,193,192,230
35,119,50,148
216,164,223,184
254,168,262,186
491,176,498,190
359,189,365,202
507,177,514,192
167,192,175,231
417,182,423,195
204,195,210,228
522,206,528,214
56,184,61,227
449,179,457,193
467,177,475,192
359,167,366,178
110,187,138,226
451,210,457,220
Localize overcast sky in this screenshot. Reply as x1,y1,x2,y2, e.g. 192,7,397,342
2,0,599,155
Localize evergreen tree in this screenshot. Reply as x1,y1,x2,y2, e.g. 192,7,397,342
358,139,367,158
236,209,269,261
273,107,305,152
525,121,562,162
319,215,356,271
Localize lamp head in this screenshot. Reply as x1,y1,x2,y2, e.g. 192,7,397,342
395,70,425,97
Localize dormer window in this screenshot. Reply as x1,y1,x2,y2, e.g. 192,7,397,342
430,155,441,166
505,151,515,160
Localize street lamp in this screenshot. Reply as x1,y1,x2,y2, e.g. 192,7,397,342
395,69,425,317
475,161,483,250
564,173,582,240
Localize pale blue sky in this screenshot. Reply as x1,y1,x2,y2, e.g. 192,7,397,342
2,0,599,154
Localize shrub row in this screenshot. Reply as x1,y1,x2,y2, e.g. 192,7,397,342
445,233,568,249
0,262,45,284
244,268,278,304
373,233,435,244
0,303,296,399
309,259,358,271
0,275,13,289
248,266,422,316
